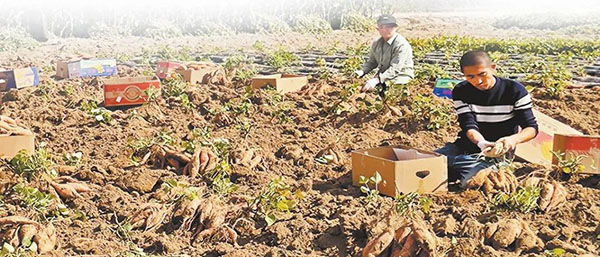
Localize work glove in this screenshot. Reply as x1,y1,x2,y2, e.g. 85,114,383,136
353,70,364,78
361,78,379,92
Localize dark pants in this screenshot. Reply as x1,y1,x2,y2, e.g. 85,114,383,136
435,143,495,188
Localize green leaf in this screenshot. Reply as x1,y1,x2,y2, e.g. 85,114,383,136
360,186,369,194
373,171,382,184
265,212,277,226
29,241,38,252
21,237,32,247
358,176,367,184
1,243,14,253
548,248,566,257
276,200,290,212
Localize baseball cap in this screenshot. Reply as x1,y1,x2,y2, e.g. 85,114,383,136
377,15,397,26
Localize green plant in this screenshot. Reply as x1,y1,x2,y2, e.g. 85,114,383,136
252,176,303,226
63,151,83,166
415,63,451,81
341,12,375,33
90,108,113,124
0,26,38,52
161,74,195,110
0,241,38,257
359,171,383,203
327,81,360,115
290,15,332,35
551,150,588,175
208,163,239,196
271,101,294,124
393,192,432,217
491,186,541,213
265,46,301,71
12,183,54,216
79,100,98,113
234,118,254,138
162,179,201,203
544,248,566,257
409,94,452,130
143,87,160,103
223,54,257,85
8,148,53,180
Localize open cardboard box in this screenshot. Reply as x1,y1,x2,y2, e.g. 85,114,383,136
515,109,582,166
0,134,35,159
553,134,600,174
103,76,160,107
156,61,184,79
56,58,117,79
0,67,39,91
175,67,219,85
352,145,447,197
251,74,308,94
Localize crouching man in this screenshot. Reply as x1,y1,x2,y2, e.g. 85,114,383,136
354,14,414,93
435,50,538,188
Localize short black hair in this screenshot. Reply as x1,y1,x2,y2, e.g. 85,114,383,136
459,50,492,72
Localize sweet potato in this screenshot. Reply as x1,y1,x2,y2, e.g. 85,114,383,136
411,220,437,255
389,106,403,116
51,182,82,199
129,203,168,232
515,220,543,255
35,223,56,254
466,168,493,188
546,181,566,211
482,142,506,158
180,198,202,231
362,228,395,257
491,219,522,249
398,234,419,257
0,216,39,225
538,183,555,211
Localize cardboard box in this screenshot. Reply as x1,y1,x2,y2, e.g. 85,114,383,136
515,109,583,166
433,78,462,99
156,61,184,79
352,145,448,197
251,74,308,94
57,58,117,79
103,77,160,107
175,67,219,85
553,134,600,174
0,67,40,91
0,134,35,159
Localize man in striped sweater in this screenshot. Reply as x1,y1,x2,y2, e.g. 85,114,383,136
435,50,538,188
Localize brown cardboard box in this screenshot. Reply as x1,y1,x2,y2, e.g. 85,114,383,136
0,134,35,159
352,145,447,197
56,61,70,79
515,109,582,166
552,134,600,174
251,74,308,93
176,68,219,85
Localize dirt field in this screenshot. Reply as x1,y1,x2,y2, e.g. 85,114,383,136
1,12,600,257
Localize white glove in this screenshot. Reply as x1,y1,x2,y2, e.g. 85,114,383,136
354,70,364,78
477,140,494,151
361,78,379,92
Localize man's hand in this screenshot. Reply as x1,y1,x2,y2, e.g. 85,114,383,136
476,140,494,152
496,136,519,153
353,70,364,78
361,78,379,92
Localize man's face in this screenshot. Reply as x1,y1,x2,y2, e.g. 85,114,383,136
377,24,397,40
462,63,496,91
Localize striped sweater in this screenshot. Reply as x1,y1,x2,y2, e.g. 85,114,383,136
452,76,538,154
